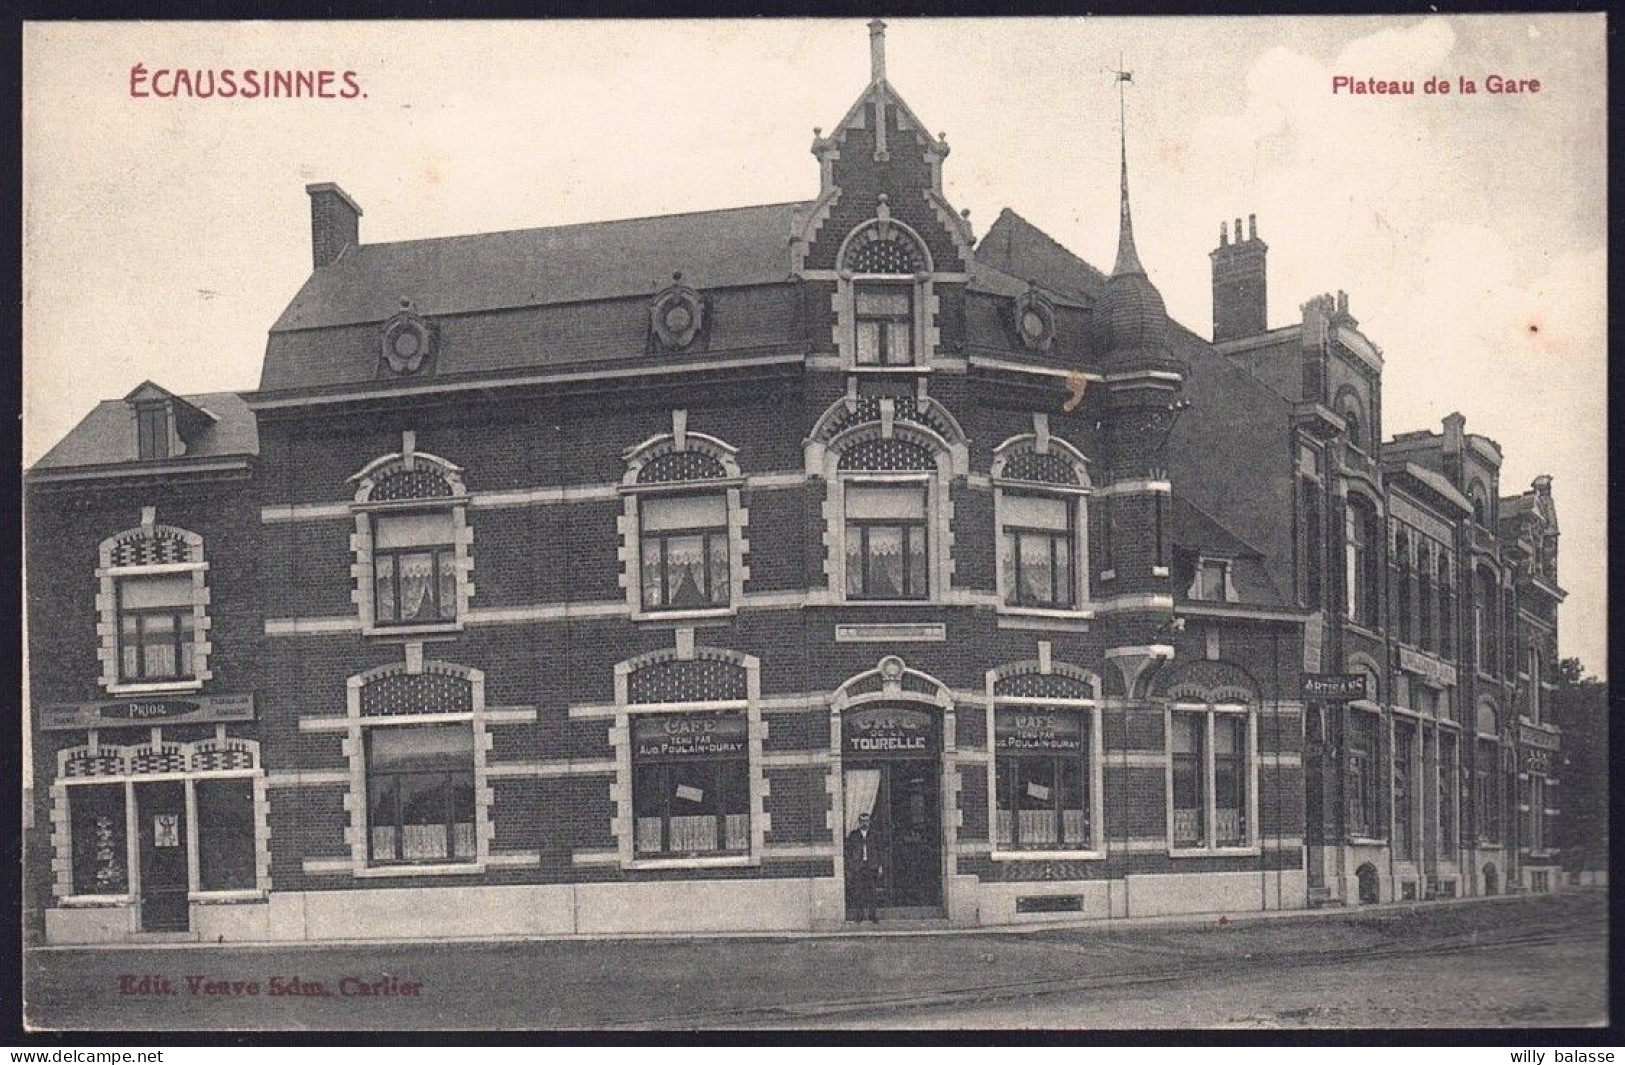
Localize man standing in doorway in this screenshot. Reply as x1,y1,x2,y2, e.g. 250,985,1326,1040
845,811,883,923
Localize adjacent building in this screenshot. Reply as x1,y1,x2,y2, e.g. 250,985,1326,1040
24,23,1563,944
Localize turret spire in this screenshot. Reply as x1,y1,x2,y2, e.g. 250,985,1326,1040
1111,58,1145,277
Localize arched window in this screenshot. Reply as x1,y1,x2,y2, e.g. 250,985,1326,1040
97,518,210,693
1158,662,1259,854
346,660,489,873
987,661,1103,857
1474,566,1499,675
807,395,967,604
1345,495,1380,628
1469,481,1490,527
620,413,746,618
992,431,1092,612
349,444,472,635
612,645,765,868
834,203,936,370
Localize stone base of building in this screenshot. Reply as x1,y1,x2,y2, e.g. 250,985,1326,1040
42,869,1310,945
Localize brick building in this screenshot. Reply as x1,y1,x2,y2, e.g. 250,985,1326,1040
24,23,1559,944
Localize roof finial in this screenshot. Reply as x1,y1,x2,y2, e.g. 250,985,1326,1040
1111,55,1145,277
869,19,887,84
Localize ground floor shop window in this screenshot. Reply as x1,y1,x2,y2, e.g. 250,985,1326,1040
196,778,257,891
69,784,128,896
1170,707,1252,850
632,712,750,856
1440,731,1459,853
366,725,476,865
1347,710,1382,838
1393,719,1416,859
1527,777,1546,852
1476,739,1501,842
994,709,1091,850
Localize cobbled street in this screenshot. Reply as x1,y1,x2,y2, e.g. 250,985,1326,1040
25,889,1606,1032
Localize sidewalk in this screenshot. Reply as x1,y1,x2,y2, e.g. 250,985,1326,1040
23,890,1605,1031
27,885,1596,954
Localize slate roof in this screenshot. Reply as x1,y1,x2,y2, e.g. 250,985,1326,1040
976,208,1108,304
31,391,258,472
1171,495,1288,607
271,201,814,332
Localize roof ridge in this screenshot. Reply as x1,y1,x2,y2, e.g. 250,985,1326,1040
983,207,1108,283
1174,492,1271,559
355,199,816,253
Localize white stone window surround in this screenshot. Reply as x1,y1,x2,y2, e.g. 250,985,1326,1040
807,400,967,607
50,728,270,906
348,439,474,639
609,640,767,871
342,659,493,878
1163,694,1260,858
96,516,211,696
991,425,1094,619
618,412,749,622
829,215,940,371
984,653,1106,862
1185,556,1237,603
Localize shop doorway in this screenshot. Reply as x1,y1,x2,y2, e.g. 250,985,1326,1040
842,704,943,917
1355,862,1380,905
136,781,189,932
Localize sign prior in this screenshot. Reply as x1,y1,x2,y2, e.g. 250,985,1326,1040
995,710,1084,753
39,693,255,732
632,713,747,759
1300,674,1369,701
843,705,938,757
1398,646,1458,688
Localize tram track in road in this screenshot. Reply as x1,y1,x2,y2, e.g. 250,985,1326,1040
611,912,1604,1030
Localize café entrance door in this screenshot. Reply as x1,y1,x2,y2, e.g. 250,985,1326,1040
842,704,943,916
136,781,189,932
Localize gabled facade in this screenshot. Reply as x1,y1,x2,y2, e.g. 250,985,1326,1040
25,23,1557,945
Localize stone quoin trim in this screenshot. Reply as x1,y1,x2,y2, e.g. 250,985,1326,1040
617,410,749,621
984,648,1106,862
605,638,767,870
337,659,493,878
348,436,474,639
95,513,211,695
51,731,269,904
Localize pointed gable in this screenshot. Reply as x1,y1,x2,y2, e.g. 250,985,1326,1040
793,22,972,275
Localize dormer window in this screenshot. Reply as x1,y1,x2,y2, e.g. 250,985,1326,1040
854,284,913,366
834,206,936,371
136,405,170,460
1188,558,1234,602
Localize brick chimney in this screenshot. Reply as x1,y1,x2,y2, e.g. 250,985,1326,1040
306,182,362,268
1210,213,1267,342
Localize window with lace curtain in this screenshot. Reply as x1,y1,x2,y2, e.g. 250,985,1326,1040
1000,494,1075,608
993,709,1091,850
631,712,749,857
640,494,730,611
365,724,476,866
1169,705,1254,852
372,511,458,625
844,483,929,600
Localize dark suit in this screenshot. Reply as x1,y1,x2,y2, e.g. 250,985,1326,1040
844,826,883,922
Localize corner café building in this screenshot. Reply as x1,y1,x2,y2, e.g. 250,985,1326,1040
26,24,1314,944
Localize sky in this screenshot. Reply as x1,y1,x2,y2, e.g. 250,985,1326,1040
22,16,1608,675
